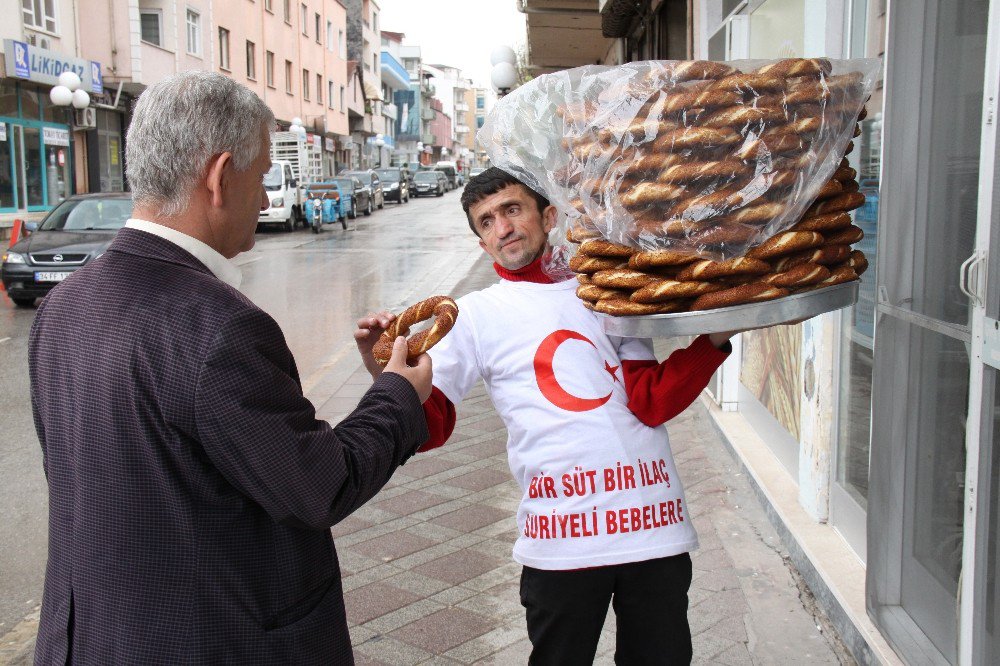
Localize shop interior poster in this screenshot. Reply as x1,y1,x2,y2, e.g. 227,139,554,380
741,325,803,441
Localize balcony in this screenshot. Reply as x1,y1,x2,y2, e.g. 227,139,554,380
383,103,398,121
421,107,436,121
380,50,410,89
455,103,469,112
455,125,470,134
421,133,436,145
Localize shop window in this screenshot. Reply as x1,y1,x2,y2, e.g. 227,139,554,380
23,126,44,207
20,87,41,122
0,125,15,209
22,0,57,33
0,82,19,117
140,9,162,47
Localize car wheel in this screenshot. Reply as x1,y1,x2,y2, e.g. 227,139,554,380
284,216,294,232
12,297,35,308
364,199,372,216
436,187,443,197
377,195,384,210
348,201,357,219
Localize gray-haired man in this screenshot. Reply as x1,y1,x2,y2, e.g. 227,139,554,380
29,71,432,664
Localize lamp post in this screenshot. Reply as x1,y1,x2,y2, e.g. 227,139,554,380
490,46,518,98
374,133,385,168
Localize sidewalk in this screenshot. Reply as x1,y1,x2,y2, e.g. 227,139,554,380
0,256,854,666
323,257,853,665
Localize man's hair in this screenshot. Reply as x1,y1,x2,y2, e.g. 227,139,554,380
126,71,275,216
460,167,550,236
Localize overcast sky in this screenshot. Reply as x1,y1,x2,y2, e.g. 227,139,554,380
377,0,527,88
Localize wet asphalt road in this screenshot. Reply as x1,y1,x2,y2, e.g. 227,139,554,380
0,187,481,637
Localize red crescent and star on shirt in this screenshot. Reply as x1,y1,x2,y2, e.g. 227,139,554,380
533,329,620,412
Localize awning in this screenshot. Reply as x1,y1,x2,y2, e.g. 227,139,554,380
363,79,383,102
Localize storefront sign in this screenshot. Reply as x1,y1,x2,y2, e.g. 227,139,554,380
42,127,70,146
4,40,104,94
324,137,335,152
0,124,6,142
312,135,321,150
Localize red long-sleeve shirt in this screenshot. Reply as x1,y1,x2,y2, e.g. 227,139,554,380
419,257,729,452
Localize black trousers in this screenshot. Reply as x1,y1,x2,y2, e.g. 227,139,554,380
519,553,693,665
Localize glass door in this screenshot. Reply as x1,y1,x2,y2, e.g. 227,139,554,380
867,0,989,663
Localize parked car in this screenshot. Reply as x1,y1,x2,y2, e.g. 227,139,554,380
413,170,447,197
333,175,372,217
341,170,384,210
2,193,133,307
433,161,459,190
375,168,410,203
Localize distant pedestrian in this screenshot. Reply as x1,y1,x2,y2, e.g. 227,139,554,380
30,70,432,664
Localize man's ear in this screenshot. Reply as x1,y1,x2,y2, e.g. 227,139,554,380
205,152,233,208
542,204,558,234
478,237,488,254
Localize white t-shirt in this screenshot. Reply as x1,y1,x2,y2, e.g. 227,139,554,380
429,278,699,570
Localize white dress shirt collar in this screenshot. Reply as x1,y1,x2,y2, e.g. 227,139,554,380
125,218,243,289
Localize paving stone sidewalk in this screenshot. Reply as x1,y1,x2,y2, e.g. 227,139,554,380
0,256,853,665
323,257,852,665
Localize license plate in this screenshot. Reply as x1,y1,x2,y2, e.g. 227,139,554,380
35,272,70,283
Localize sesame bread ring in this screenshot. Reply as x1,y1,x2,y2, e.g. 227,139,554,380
814,179,844,201
650,126,743,152
772,244,852,272
709,73,786,94
664,60,740,82
760,262,832,288
372,296,459,366
658,160,750,183
857,105,868,121
565,225,602,244
846,249,869,276
569,254,623,273
794,265,859,292
672,187,754,217
597,119,682,144
620,182,689,208
789,212,853,232
832,165,857,182
746,231,826,260
726,202,788,225
628,249,701,269
631,279,725,304
735,130,807,160
629,152,688,174
578,239,636,258
661,89,744,114
691,223,760,246
675,257,772,281
690,282,790,311
577,273,594,285
700,106,787,128
593,297,689,316
754,58,833,78
577,284,632,303
823,225,864,245
591,269,658,290
843,140,856,155
803,191,865,217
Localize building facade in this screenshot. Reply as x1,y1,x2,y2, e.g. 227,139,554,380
520,1,1000,663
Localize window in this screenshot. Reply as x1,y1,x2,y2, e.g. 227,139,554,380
139,9,162,46
338,30,345,59
476,96,485,110
315,13,321,44
316,73,322,104
218,28,230,70
326,20,333,51
283,0,290,24
265,51,275,87
476,116,484,129
372,10,378,33
22,0,57,32
285,60,293,94
328,80,335,109
264,0,272,11
302,68,310,100
339,85,345,111
372,54,377,73
246,41,256,80
300,4,308,36
186,9,201,55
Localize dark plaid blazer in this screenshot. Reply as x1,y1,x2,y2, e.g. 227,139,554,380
29,227,428,665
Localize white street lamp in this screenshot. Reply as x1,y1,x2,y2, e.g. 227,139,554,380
49,85,73,106
71,89,91,109
490,45,516,67
58,71,82,92
291,116,303,127
491,62,517,94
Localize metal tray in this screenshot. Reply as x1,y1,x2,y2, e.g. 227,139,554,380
597,281,859,338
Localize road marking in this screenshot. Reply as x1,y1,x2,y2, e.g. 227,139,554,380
0,337,10,344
